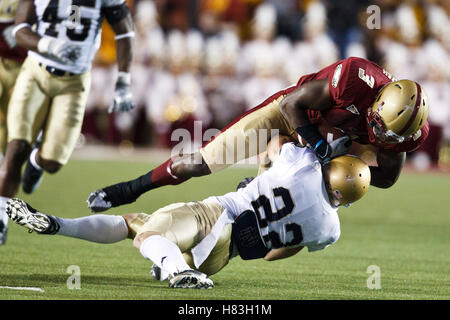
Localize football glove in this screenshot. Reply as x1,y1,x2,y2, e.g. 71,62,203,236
236,177,254,191
2,25,16,49
37,36,81,65
316,135,353,165
108,72,134,113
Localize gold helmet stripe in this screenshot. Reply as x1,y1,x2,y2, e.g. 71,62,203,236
397,82,422,136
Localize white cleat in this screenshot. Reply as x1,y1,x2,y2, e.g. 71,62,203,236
169,270,214,289
6,198,58,234
151,264,170,281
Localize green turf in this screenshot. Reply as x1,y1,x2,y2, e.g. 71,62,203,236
0,159,449,300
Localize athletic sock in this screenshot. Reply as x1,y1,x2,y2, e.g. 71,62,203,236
29,148,43,171
53,214,128,243
143,158,189,190
0,196,10,227
139,235,191,276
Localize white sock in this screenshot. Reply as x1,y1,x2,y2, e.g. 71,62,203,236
54,214,128,243
139,235,191,276
0,196,10,226
29,148,42,171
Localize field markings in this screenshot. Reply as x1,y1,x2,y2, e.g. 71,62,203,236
0,286,45,293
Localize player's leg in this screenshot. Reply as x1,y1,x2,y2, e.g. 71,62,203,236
22,71,91,193
6,198,129,243
0,57,50,237
128,200,226,288
88,90,296,212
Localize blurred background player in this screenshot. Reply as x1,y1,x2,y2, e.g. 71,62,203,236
0,0,135,244
0,0,27,244
6,141,370,288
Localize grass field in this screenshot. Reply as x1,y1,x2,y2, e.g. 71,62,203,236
0,159,449,300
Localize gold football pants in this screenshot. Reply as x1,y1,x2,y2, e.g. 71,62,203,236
0,57,22,153
7,56,91,164
128,198,232,276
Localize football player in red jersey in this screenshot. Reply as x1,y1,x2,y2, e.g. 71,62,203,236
87,57,429,212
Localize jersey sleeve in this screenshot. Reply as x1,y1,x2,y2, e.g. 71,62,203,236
300,213,341,252
328,57,371,108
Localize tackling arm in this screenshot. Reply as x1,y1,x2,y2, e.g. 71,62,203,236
279,78,333,128
370,149,406,188
279,79,352,163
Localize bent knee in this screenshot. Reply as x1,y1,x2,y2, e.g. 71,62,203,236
133,231,161,249
171,152,210,178
38,158,62,174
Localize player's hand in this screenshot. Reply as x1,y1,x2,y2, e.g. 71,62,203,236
87,190,112,213
2,26,16,49
87,181,139,213
38,36,81,64
315,135,353,165
108,72,134,113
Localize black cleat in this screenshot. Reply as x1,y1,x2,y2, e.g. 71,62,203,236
22,160,43,194
6,198,59,235
0,219,7,245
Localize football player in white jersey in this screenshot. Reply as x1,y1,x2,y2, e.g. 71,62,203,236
0,0,135,243
6,142,370,289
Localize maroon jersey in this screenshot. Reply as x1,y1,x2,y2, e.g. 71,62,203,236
0,22,27,63
296,57,428,153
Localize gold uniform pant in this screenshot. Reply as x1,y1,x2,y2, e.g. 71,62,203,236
0,57,22,153
7,56,91,164
199,90,296,173
128,198,232,276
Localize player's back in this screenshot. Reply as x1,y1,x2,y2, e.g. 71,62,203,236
215,143,340,252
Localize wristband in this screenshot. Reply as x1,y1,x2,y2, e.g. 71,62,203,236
117,72,131,84
11,23,31,38
314,139,324,151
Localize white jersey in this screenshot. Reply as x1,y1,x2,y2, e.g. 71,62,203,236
29,0,125,74
215,143,340,252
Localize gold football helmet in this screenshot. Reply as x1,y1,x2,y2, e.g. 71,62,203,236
324,155,371,207
367,80,429,144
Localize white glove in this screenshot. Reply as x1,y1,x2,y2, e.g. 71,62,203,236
108,72,135,113
37,36,81,64
2,25,16,49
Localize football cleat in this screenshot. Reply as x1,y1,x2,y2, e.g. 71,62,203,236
21,159,44,194
6,198,59,234
22,135,44,194
151,264,170,281
169,269,214,289
0,219,7,245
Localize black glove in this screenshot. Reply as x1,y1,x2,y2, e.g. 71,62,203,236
87,173,151,212
296,124,352,164
236,177,254,191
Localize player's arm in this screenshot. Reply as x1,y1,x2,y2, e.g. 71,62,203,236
13,0,80,63
279,79,352,164
369,150,406,188
264,246,304,261
104,2,135,113
12,0,39,51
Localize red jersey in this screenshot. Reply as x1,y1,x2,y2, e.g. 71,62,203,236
0,22,27,63
296,57,428,153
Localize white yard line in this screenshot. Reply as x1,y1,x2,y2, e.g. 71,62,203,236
0,286,45,293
